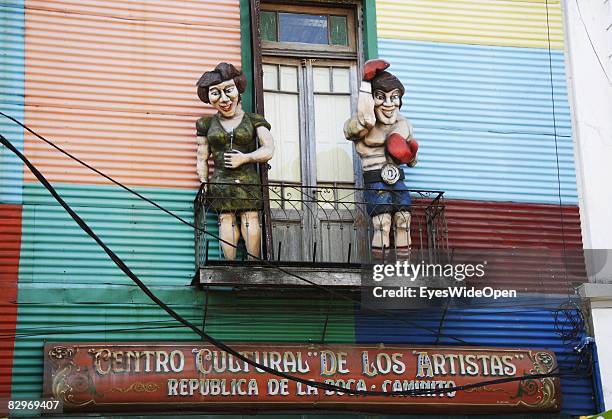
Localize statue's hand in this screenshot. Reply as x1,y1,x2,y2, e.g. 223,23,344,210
224,149,249,169
357,93,376,129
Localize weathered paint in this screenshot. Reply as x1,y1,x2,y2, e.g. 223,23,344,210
377,0,564,49
23,0,240,188
380,39,576,204
0,0,24,204
354,303,597,415
0,204,21,397
18,183,200,286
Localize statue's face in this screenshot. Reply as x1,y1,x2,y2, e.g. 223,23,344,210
208,79,240,118
373,88,401,125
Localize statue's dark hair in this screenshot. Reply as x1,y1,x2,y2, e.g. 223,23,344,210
371,70,405,108
196,62,247,104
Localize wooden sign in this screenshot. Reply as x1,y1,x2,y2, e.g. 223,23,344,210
43,343,560,414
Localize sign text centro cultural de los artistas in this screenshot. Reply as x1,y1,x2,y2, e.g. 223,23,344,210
43,343,560,413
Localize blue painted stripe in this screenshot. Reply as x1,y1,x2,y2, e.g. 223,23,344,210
378,39,577,204
0,0,25,204
403,127,578,204
355,301,597,416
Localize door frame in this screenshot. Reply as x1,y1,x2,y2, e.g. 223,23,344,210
244,0,373,261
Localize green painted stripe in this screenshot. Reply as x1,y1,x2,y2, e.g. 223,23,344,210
11,284,205,399
19,183,221,286
203,291,355,344
363,0,379,60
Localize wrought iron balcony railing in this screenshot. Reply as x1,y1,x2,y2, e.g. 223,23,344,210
194,182,447,269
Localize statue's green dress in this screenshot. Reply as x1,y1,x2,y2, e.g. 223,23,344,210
196,112,271,212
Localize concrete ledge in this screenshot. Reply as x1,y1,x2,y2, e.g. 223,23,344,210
194,265,450,289
196,265,362,287
579,283,612,308
579,283,612,298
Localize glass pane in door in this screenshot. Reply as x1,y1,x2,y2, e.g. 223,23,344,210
263,64,301,183
313,66,354,183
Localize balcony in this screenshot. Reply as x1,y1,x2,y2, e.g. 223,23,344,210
192,182,448,288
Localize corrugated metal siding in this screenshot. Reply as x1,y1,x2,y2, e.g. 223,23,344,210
377,0,564,49
0,0,24,204
11,284,204,398
379,40,572,136
442,200,584,293
23,0,240,188
204,291,355,344
0,204,21,397
445,200,582,249
380,39,576,204
19,183,196,286
355,303,597,416
10,286,354,399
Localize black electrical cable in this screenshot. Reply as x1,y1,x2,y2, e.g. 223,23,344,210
0,110,473,346
545,0,594,377
544,0,569,286
575,0,612,87
1,132,568,397
1,111,591,348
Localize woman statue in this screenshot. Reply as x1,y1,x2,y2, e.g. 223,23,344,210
195,63,274,260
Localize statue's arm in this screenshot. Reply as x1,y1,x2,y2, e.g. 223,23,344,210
196,134,209,182
344,115,370,141
251,126,275,163
224,126,275,170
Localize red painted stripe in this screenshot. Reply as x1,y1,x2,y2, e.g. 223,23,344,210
444,200,582,249
0,204,22,397
411,199,584,294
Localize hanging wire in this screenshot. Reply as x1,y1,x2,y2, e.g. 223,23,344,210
1,132,577,396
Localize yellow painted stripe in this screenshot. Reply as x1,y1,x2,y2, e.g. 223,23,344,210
377,0,564,49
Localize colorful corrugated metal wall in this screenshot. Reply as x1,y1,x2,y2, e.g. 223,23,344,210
2,0,243,402
0,204,21,397
0,0,24,204
369,0,596,415
0,0,597,416
355,302,595,415
0,0,24,399
377,2,576,204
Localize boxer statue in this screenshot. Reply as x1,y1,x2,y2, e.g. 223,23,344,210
344,59,418,260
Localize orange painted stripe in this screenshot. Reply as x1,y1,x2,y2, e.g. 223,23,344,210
24,0,240,188
0,204,22,397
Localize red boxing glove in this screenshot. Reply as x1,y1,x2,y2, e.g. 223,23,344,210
363,59,390,81
407,139,419,159
386,133,414,164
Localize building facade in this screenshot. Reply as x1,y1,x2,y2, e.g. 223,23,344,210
0,0,606,416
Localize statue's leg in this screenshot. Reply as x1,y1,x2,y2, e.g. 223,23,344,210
240,210,261,259
372,213,392,260
219,212,239,260
393,211,412,260
365,181,393,260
